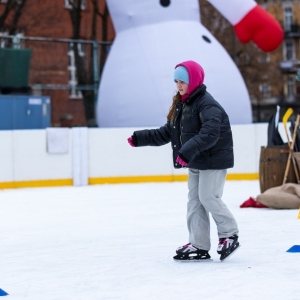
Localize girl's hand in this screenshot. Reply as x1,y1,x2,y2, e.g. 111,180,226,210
176,156,188,167
127,136,135,147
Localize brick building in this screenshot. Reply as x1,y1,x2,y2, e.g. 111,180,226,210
250,0,300,121
0,0,115,127
267,1,300,100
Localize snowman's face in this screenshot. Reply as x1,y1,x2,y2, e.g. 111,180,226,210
106,0,200,32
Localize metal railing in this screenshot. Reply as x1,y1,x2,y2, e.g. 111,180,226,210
0,34,113,127
5,34,112,100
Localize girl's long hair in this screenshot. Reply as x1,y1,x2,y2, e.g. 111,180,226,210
167,92,181,121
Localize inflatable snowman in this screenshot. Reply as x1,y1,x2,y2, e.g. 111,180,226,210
96,0,283,127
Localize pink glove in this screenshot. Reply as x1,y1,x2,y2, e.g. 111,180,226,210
234,5,283,52
176,156,188,167
127,136,135,147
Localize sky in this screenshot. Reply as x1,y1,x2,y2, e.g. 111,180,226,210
0,180,299,300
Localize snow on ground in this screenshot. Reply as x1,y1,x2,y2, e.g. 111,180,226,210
0,180,299,300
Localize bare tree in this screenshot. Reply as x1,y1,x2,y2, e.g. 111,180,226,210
93,0,109,75
67,0,110,127
0,0,28,35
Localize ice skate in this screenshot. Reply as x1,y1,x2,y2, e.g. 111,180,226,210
173,243,212,262
217,235,240,261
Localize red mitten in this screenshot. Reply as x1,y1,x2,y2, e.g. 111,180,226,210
240,197,268,208
240,197,257,208
234,5,283,52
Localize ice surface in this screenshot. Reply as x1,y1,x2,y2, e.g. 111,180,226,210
0,181,299,300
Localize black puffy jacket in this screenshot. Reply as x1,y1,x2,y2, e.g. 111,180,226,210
132,85,234,170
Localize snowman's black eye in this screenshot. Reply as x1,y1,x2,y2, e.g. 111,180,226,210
202,35,211,43
160,0,170,7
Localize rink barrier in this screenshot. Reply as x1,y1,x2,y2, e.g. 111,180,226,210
89,173,259,184
0,123,285,189
0,173,259,189
0,179,73,189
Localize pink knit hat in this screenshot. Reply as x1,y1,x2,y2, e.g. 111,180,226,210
175,60,205,101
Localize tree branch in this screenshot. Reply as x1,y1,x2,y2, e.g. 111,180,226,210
0,0,17,28
10,0,27,34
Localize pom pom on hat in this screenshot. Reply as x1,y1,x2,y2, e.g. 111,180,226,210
174,66,189,84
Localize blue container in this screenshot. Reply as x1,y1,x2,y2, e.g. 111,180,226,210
286,245,300,253
0,288,8,296
0,95,51,130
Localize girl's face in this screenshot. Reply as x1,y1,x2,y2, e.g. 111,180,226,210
175,80,188,96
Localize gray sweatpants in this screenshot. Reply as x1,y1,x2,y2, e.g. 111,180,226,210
187,168,239,251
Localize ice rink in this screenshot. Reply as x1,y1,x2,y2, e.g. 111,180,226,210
0,180,299,300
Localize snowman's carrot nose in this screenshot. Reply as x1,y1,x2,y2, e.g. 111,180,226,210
160,0,171,7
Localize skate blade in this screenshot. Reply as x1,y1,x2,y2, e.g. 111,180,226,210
220,244,241,262
173,255,213,262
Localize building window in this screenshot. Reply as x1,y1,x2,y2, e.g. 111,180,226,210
283,5,293,31
64,0,86,10
284,39,294,60
259,83,271,99
286,77,295,101
67,42,86,99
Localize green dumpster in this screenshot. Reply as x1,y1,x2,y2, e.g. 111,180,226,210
0,48,32,87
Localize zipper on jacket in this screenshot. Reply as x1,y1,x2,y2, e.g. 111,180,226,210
179,103,185,146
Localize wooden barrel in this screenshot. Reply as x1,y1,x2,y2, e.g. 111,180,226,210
292,152,300,173
259,145,297,193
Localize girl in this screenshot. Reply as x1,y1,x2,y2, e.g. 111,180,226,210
127,60,239,261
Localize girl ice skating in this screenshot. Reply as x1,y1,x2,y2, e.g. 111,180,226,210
127,60,240,261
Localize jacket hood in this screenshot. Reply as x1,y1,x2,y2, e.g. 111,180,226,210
175,60,205,101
